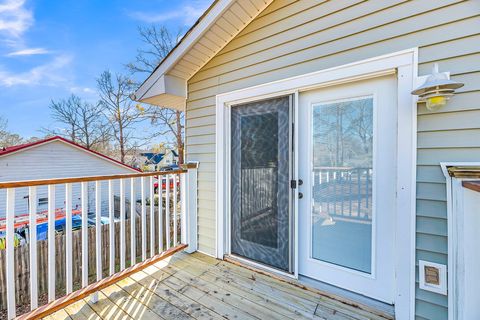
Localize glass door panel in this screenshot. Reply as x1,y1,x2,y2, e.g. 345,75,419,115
311,97,373,274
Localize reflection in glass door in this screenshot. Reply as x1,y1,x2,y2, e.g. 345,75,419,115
230,96,291,271
311,96,374,273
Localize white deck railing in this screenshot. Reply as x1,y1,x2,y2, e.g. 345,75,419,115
0,163,198,319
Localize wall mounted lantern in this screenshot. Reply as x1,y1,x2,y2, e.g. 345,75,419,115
411,63,464,111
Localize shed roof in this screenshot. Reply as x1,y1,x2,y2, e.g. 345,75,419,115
0,136,140,172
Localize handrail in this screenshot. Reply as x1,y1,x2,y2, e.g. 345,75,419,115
463,181,480,193
0,164,197,189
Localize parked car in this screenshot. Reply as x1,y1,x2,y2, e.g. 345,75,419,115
153,175,179,193
159,164,179,171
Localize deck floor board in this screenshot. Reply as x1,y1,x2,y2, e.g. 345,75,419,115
42,252,393,320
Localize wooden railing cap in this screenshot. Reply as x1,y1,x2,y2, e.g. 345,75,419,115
0,169,189,189
181,161,199,169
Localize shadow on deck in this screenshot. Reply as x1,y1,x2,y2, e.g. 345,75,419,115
43,252,393,320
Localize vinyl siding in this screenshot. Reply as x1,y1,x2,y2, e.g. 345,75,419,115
185,1,480,318
0,140,138,217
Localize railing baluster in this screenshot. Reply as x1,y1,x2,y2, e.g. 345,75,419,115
158,175,163,253
130,178,136,266
141,177,147,261
48,185,56,302
108,180,115,275
173,174,178,246
149,176,155,258
348,172,353,217
65,183,73,294
365,169,370,208
165,174,171,250
6,188,16,319
357,169,362,217
92,181,102,303
81,182,88,288
120,179,126,270
28,187,38,310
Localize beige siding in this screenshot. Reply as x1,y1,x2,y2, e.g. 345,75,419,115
185,0,480,317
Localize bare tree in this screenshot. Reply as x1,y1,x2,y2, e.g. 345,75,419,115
48,95,80,142
127,25,185,164
97,70,143,163
76,101,110,150
46,95,109,150
0,116,23,147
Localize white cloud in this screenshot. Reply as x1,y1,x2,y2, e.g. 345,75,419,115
0,0,33,38
0,54,73,87
129,0,211,26
6,47,49,56
69,86,95,94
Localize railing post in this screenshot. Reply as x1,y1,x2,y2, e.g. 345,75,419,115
183,162,198,253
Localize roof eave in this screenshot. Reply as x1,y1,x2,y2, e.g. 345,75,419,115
132,0,234,107
134,74,187,111
132,0,274,109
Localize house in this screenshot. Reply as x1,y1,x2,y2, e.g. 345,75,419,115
158,149,178,168
131,1,480,319
0,136,140,221
141,149,179,171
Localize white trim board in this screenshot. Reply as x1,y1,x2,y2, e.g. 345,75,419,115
215,48,418,319
441,162,480,320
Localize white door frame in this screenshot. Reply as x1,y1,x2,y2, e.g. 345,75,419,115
216,48,418,319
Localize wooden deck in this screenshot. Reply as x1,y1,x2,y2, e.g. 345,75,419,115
42,252,392,320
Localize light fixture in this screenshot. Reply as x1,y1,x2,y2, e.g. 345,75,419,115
411,63,464,111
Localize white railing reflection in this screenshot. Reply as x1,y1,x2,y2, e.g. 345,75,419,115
312,167,372,223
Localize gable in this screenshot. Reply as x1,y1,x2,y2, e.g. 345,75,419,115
0,140,137,182
133,0,274,110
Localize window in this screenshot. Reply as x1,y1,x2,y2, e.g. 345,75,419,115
38,197,48,206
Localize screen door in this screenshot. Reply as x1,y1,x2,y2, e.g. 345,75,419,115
230,95,292,271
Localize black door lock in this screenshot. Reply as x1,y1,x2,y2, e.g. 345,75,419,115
298,192,304,199
290,179,304,189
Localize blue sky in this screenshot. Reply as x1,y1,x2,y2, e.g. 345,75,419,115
0,0,211,138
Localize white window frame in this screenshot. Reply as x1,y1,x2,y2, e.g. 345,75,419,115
216,48,418,319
